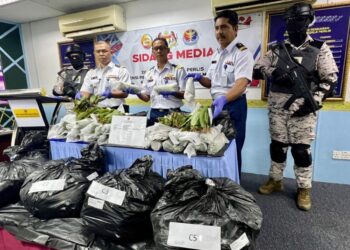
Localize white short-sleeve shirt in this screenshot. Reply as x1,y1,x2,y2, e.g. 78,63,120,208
81,62,131,107
141,62,186,109
206,38,254,99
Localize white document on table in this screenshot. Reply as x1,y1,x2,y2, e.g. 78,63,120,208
108,115,147,148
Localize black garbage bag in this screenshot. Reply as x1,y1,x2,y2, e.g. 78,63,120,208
0,153,46,208
3,130,49,161
0,203,33,227
151,166,263,250
5,218,95,250
81,155,165,243
19,143,105,219
213,110,236,140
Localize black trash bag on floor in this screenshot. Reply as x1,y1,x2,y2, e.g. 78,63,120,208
0,202,34,227
5,218,95,250
213,110,236,140
3,130,49,161
19,143,104,219
81,155,165,243
151,166,263,250
0,152,47,208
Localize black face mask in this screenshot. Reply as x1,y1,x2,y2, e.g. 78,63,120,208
68,54,84,70
286,16,310,46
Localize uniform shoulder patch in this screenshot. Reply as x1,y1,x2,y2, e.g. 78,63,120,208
236,43,247,51
309,39,324,49
172,64,184,70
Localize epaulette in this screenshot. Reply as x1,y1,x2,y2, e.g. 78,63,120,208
114,64,120,67
236,43,247,51
172,64,183,70
309,39,324,49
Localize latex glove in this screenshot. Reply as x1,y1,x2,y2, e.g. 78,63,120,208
101,88,112,98
75,92,82,100
185,73,202,81
124,88,140,95
159,91,176,98
212,96,228,119
271,68,289,84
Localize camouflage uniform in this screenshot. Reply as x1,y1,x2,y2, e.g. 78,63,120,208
255,35,338,188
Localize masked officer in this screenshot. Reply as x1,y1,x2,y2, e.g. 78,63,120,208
131,37,186,125
186,10,254,177
52,44,89,98
80,40,131,110
253,3,338,211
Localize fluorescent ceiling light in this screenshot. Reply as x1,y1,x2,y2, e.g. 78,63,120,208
0,0,22,7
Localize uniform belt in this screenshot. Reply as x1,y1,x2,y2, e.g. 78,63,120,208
151,108,181,112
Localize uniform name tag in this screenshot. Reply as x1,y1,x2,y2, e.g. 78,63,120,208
167,222,221,250
87,181,126,206
29,179,66,193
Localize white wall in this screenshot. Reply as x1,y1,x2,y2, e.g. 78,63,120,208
20,0,350,101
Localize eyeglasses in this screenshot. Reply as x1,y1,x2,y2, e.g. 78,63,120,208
152,46,168,51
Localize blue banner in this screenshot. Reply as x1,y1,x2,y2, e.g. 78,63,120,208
265,4,350,99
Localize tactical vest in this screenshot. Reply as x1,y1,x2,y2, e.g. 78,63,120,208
58,67,89,98
270,40,323,94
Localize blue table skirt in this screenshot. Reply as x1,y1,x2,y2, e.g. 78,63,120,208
50,140,239,184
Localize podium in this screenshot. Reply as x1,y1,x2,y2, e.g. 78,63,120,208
0,89,70,145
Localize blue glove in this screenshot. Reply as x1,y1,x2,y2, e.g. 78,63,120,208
159,91,176,98
75,92,82,100
101,88,112,98
124,88,139,95
185,73,202,81
212,96,228,119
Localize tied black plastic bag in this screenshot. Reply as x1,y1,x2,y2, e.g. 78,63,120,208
213,110,236,140
3,130,49,161
0,153,46,208
151,166,263,250
19,143,104,219
81,155,165,242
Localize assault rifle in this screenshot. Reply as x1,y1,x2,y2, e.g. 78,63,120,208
272,42,319,114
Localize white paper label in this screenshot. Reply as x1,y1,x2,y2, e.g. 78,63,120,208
29,179,66,193
167,222,221,250
230,233,250,250
87,181,126,206
87,197,105,210
86,172,99,181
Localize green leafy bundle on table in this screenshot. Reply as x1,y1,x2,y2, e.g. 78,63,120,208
73,95,123,123
159,106,211,132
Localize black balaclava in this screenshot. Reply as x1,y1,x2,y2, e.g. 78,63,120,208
285,3,314,47
68,53,84,70
66,44,85,70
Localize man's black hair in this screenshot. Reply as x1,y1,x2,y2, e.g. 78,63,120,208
152,37,169,48
215,10,239,27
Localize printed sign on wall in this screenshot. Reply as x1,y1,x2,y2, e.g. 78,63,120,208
97,14,263,88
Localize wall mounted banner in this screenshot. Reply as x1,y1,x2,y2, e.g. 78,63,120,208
97,14,263,88
264,4,350,99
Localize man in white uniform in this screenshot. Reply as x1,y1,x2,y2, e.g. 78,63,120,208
80,41,131,110
187,10,254,177
131,37,186,125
